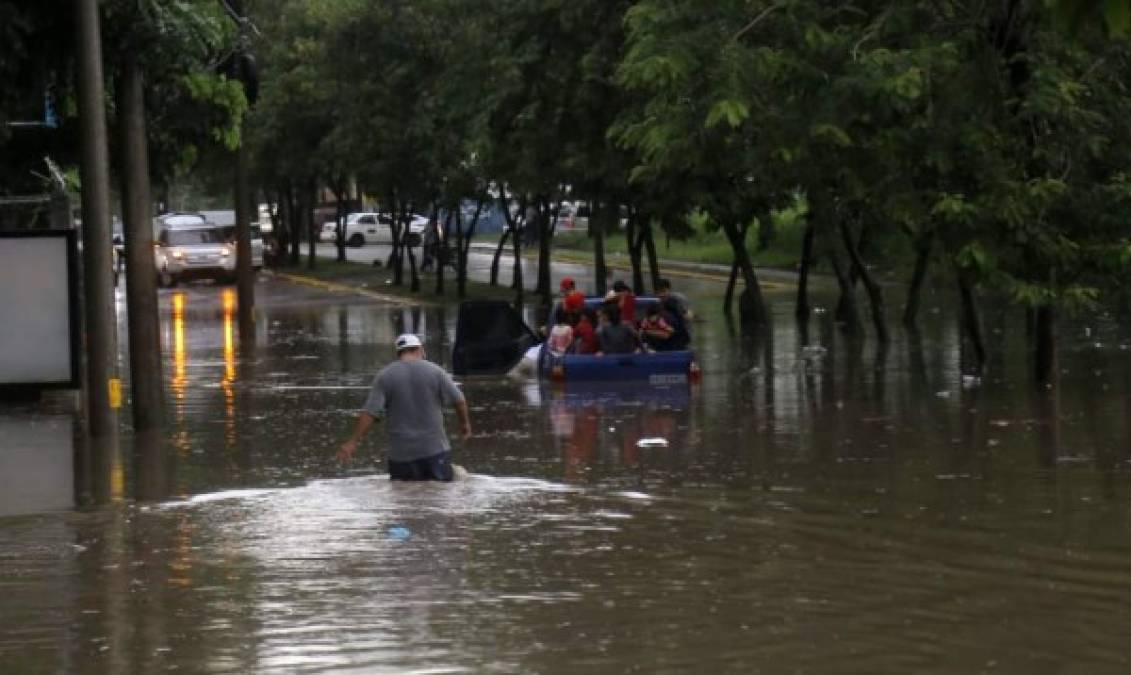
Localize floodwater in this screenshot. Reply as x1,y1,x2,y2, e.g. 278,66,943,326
3,274,1131,674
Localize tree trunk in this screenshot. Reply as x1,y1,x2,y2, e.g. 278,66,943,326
436,209,452,296
721,221,767,325
235,140,255,347
829,251,860,334
536,195,553,307
388,193,405,285
723,258,739,316
512,210,524,308
334,179,346,263
795,221,815,320
491,190,517,287
957,271,986,373
643,219,661,291
279,185,289,266
840,217,888,343
306,183,316,270
490,227,511,287
407,222,420,292
119,51,164,434
903,230,933,328
835,222,868,323
458,197,483,298
625,211,645,294
454,208,465,297
288,185,301,266
1035,305,1056,385
592,193,607,296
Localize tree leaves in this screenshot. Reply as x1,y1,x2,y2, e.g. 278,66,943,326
705,99,749,129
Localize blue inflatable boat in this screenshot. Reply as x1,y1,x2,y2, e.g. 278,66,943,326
452,300,698,384
537,346,696,384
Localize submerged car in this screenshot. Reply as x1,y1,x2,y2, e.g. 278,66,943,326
153,221,235,287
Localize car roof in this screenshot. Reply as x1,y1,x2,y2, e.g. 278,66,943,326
158,213,209,225
158,223,221,231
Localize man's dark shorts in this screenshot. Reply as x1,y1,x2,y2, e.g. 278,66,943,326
387,451,454,482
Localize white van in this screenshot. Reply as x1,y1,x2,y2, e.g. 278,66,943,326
153,217,235,287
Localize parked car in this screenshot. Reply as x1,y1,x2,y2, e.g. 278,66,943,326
319,219,339,243
343,212,428,247
153,220,235,287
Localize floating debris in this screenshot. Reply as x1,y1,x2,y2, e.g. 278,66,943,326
387,526,412,540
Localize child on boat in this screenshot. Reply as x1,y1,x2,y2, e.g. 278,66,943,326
640,303,675,351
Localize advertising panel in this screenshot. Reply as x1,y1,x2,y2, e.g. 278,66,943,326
0,231,80,388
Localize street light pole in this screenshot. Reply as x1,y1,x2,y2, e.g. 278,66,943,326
75,0,120,443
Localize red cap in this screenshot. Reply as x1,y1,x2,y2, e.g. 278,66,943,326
563,291,585,313
559,277,576,292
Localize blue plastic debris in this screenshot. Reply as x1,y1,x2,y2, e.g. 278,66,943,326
387,526,411,540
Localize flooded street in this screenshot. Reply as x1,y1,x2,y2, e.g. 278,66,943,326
3,275,1131,673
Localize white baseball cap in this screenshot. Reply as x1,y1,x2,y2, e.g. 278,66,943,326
395,333,423,351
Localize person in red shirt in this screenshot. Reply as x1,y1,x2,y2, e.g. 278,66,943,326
563,292,599,354
612,279,636,325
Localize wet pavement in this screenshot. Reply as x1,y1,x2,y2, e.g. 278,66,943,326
3,274,1131,673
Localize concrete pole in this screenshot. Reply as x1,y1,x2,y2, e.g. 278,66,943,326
120,51,164,433
75,0,120,444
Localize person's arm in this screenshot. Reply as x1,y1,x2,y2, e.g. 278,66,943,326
338,411,377,462
439,369,472,441
454,398,472,440
642,319,673,340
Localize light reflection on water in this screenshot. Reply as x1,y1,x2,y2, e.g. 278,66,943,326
3,278,1131,673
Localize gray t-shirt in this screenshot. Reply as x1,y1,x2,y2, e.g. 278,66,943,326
665,291,690,317
597,322,638,354
363,359,465,462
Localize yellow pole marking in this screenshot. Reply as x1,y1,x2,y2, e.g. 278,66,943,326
108,378,122,409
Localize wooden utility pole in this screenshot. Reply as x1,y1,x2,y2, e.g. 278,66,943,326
75,0,120,445
120,51,164,433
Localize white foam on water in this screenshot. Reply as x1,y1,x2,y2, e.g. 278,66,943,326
153,488,279,509
266,385,371,391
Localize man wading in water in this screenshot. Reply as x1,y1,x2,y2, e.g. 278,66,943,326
337,333,472,481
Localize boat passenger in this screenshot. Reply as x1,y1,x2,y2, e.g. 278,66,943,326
596,305,640,355
660,297,691,350
612,279,637,325
547,300,577,357
640,303,675,351
544,276,578,335
656,278,693,321
572,305,600,355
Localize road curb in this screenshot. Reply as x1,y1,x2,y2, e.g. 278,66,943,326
264,270,424,306
544,251,794,290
